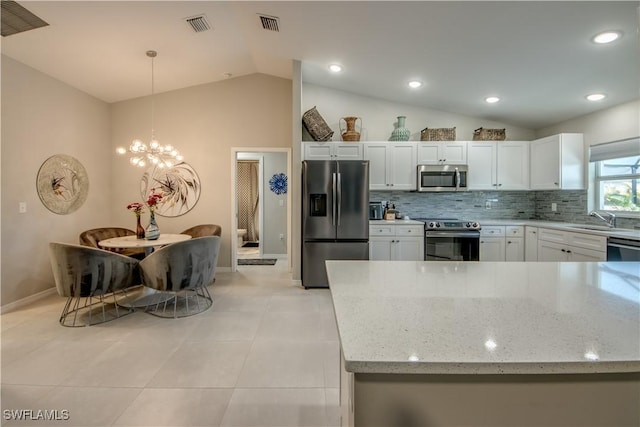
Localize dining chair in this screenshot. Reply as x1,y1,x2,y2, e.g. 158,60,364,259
49,242,140,327
180,224,222,238
79,227,146,259
138,236,221,318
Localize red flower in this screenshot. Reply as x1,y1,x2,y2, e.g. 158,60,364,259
146,191,164,209
126,202,144,215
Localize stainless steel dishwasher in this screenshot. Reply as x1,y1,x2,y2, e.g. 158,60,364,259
607,237,640,261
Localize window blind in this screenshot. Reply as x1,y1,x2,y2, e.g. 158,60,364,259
589,137,640,162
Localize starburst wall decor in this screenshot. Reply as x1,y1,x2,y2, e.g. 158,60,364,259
269,172,287,195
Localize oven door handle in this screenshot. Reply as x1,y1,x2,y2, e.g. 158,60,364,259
426,231,480,238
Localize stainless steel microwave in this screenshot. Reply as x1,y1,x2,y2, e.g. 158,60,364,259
417,164,469,192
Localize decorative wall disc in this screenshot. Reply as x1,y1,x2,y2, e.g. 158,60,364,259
140,162,201,217
36,154,89,215
269,172,288,195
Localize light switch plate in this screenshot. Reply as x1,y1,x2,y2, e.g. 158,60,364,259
19,202,27,213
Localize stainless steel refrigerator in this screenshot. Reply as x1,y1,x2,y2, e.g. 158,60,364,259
302,160,370,288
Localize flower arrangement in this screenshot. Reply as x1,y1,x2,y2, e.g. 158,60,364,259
126,202,145,217
146,190,164,212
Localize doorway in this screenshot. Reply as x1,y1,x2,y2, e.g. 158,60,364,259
236,156,263,259
231,148,291,273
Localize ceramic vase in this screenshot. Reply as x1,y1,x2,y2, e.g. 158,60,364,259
146,211,160,240
390,116,410,141
340,116,361,141
135,214,145,239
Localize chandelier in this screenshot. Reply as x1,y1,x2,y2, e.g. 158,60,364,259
116,50,183,169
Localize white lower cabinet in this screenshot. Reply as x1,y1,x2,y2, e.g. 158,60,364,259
480,237,505,261
537,228,606,262
525,226,539,261
480,226,506,261
369,223,423,261
480,225,525,261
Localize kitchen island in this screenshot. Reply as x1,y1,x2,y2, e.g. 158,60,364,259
326,261,640,426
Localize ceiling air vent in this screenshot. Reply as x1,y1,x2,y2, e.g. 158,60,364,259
184,14,211,33
259,14,280,32
1,1,49,37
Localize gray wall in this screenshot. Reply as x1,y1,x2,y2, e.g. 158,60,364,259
261,152,288,256
110,73,292,269
1,56,112,305
302,83,537,142
2,57,292,308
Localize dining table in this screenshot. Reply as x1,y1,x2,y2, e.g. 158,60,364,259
98,233,192,308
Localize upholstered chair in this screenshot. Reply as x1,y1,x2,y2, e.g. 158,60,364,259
79,227,146,259
49,242,140,327
180,224,222,238
139,236,220,318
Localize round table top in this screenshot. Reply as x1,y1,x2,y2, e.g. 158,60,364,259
98,233,191,249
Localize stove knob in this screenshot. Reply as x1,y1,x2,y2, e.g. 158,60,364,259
435,222,441,228
466,222,471,228
428,222,435,228
472,222,479,228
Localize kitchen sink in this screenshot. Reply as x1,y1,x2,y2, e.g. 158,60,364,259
566,225,615,231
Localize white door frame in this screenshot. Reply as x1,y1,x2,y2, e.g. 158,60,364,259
230,147,292,273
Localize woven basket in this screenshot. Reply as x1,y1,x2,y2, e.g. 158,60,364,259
473,127,506,141
420,127,456,141
302,106,334,142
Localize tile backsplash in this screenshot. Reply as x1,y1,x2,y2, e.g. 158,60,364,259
371,190,640,229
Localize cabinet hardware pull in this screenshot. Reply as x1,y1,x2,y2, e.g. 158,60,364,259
566,250,572,253
561,249,566,252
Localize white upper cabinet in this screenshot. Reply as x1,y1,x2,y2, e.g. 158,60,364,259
302,142,363,160
497,142,530,190
417,142,467,165
530,133,584,190
468,142,497,190
468,141,529,190
363,142,417,191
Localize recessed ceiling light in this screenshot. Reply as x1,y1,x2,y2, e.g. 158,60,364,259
408,80,423,89
328,64,343,73
592,31,621,44
485,96,500,104
586,93,606,101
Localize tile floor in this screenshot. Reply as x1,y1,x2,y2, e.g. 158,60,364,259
1,259,341,427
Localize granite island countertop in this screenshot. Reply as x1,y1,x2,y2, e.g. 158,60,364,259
326,260,640,375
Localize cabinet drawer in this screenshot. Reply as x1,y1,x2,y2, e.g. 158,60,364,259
538,228,566,244
481,226,505,236
506,226,524,237
567,232,607,252
395,225,423,236
369,225,394,236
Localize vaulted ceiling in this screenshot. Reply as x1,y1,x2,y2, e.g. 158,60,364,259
2,1,638,129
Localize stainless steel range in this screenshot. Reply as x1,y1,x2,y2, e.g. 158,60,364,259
414,218,481,261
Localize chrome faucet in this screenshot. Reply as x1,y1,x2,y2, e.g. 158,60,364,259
589,210,616,228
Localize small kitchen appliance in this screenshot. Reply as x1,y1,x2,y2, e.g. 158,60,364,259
369,202,384,220
417,164,469,192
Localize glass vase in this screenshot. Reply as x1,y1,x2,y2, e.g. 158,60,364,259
135,214,145,239
145,211,160,240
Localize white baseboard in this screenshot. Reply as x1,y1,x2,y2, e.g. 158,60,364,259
0,287,57,314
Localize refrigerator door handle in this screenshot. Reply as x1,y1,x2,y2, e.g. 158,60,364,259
332,172,337,226
337,172,342,225
455,167,460,191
